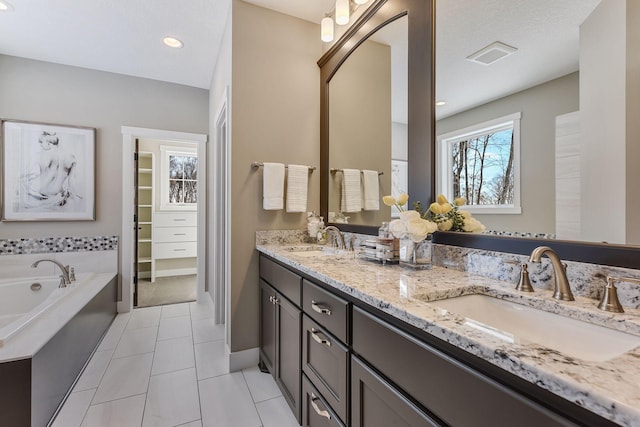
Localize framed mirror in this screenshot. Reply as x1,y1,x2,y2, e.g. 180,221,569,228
318,0,435,234
318,0,640,270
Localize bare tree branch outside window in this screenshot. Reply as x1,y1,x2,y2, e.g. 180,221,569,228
450,128,514,205
168,155,197,204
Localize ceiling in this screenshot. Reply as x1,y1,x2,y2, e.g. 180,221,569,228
0,0,601,114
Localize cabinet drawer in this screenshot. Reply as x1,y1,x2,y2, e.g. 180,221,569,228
351,356,439,427
154,226,197,242
154,241,197,259
302,280,348,343
154,212,197,227
302,375,345,427
260,255,302,306
302,315,348,424
352,307,575,427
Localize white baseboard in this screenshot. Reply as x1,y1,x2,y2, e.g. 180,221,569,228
228,346,259,372
155,267,197,278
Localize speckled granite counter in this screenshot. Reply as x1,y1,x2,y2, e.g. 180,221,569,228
257,242,640,426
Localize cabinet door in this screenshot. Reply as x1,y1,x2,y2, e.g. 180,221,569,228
259,280,276,373
351,356,440,427
276,292,302,422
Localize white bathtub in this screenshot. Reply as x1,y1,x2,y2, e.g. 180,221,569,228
0,275,85,346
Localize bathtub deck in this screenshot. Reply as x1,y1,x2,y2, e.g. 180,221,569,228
0,272,117,362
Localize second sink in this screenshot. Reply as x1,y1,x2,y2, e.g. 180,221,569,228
429,294,640,362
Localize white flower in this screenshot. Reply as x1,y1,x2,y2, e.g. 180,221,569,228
399,210,420,222
438,219,452,231
463,217,486,233
389,219,407,238
396,193,409,206
458,209,472,219
406,218,438,242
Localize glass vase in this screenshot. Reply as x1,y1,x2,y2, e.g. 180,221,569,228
399,235,433,270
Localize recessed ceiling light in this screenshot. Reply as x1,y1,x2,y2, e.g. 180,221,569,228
163,37,183,48
0,1,15,12
436,100,447,106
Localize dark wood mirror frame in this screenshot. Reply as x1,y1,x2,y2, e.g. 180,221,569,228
318,0,640,269
318,0,436,235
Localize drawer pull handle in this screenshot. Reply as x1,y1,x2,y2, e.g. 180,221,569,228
310,393,331,420
173,218,187,221
311,301,332,316
173,233,187,236
310,328,331,347
272,297,279,305
173,248,187,251
269,296,274,303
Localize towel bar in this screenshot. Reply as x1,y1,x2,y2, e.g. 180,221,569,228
330,168,383,176
252,161,316,171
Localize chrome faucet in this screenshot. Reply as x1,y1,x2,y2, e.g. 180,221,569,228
324,226,346,250
528,246,574,301
31,259,71,287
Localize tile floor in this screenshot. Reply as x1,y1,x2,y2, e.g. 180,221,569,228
52,302,300,427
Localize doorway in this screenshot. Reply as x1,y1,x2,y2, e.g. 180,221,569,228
134,138,200,307
121,126,207,313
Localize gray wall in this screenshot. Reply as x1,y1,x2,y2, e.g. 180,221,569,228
436,72,579,234
0,55,209,239
329,39,392,225
228,0,321,353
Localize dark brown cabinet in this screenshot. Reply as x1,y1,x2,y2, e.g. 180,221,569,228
302,314,349,422
259,259,302,422
259,253,616,427
351,356,439,427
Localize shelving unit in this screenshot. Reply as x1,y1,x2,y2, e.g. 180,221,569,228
136,152,155,282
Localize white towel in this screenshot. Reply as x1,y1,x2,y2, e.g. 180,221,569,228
286,164,309,213
362,170,380,211
340,169,362,212
263,162,285,210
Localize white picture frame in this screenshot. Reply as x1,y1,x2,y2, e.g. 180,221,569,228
1,120,96,221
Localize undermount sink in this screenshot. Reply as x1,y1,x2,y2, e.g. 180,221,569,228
284,246,348,258
290,250,333,258
429,294,640,362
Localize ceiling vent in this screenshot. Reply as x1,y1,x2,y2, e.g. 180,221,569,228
466,41,517,65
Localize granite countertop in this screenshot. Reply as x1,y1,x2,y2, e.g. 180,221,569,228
256,243,640,427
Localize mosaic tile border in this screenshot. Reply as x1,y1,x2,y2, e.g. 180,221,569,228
0,235,118,255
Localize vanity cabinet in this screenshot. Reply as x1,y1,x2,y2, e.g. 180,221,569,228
259,257,302,422
352,307,576,427
258,253,617,427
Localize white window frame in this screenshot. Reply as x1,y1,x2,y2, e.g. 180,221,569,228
437,112,522,214
159,145,198,211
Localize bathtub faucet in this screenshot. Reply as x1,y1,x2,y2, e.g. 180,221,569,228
31,259,72,288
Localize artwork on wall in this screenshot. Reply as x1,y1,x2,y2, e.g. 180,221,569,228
391,159,408,217
1,120,95,221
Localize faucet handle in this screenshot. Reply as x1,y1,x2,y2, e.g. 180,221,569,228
516,263,534,293
598,276,640,313
69,266,76,282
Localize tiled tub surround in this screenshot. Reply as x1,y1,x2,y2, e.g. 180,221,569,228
256,237,640,426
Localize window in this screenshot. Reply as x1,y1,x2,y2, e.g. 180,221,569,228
160,146,197,210
437,112,521,214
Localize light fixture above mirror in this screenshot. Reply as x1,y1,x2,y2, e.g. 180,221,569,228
320,0,372,42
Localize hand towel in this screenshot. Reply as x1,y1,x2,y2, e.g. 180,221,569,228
263,162,285,210
362,170,380,211
286,164,309,213
340,169,362,213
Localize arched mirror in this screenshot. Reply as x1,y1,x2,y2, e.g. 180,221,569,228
319,0,435,233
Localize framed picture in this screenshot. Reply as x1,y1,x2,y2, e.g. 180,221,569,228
1,120,95,221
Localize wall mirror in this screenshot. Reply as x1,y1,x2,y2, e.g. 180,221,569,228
319,0,435,233
320,0,640,252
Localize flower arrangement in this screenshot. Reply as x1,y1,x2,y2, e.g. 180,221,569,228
416,194,486,233
383,194,438,242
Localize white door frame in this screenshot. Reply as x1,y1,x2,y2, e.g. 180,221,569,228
213,88,230,325
121,126,208,312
